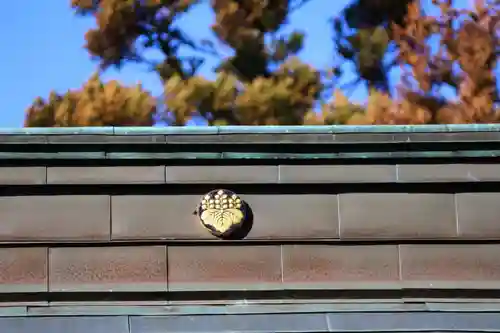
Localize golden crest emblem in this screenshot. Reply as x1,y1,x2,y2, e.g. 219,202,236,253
195,189,246,238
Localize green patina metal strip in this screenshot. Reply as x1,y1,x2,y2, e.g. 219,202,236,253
106,152,223,159
14,302,500,317
0,127,114,135
113,126,218,135
328,124,500,133
112,124,500,134
220,150,500,159
0,307,27,317
0,150,498,160
0,126,498,161
1,124,500,136
0,152,106,159
24,303,429,317
217,125,335,134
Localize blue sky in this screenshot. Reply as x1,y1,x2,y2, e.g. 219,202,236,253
1,0,471,127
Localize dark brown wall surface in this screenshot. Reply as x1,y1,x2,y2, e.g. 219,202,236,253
0,191,498,241
5,244,500,293
1,128,500,302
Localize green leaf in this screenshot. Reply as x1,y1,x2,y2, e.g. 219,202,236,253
333,67,342,76
287,31,304,54
338,45,354,59
261,11,278,31
357,29,373,43
370,27,389,57
370,27,388,44
346,33,362,50
213,119,229,126
272,39,289,62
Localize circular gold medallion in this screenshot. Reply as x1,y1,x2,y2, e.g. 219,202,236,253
196,189,246,238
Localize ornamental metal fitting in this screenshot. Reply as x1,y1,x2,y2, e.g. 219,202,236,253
194,189,247,239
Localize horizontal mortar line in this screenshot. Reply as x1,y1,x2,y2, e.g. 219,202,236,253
2,158,500,167
0,147,480,153
0,148,499,155
0,154,500,164
4,158,500,167
3,238,500,248
2,182,500,195
2,180,500,186
0,142,499,152
4,289,500,303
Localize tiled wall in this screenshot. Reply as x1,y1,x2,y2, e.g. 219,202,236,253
5,311,500,333
4,164,500,184
3,129,500,330
1,162,500,297
4,244,500,293
0,191,499,241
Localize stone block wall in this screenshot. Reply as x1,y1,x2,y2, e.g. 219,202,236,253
1,125,500,332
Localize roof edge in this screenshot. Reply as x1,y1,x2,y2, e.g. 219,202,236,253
5,301,500,317
5,124,500,135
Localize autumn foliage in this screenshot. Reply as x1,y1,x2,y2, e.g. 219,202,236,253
25,75,156,126
24,0,500,127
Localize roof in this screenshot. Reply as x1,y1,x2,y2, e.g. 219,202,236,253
3,304,500,332
8,124,500,134
1,124,500,161
1,125,500,324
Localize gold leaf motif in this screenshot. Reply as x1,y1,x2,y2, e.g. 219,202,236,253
197,189,246,238
200,208,244,234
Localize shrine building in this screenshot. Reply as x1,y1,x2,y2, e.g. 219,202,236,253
0,125,500,332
